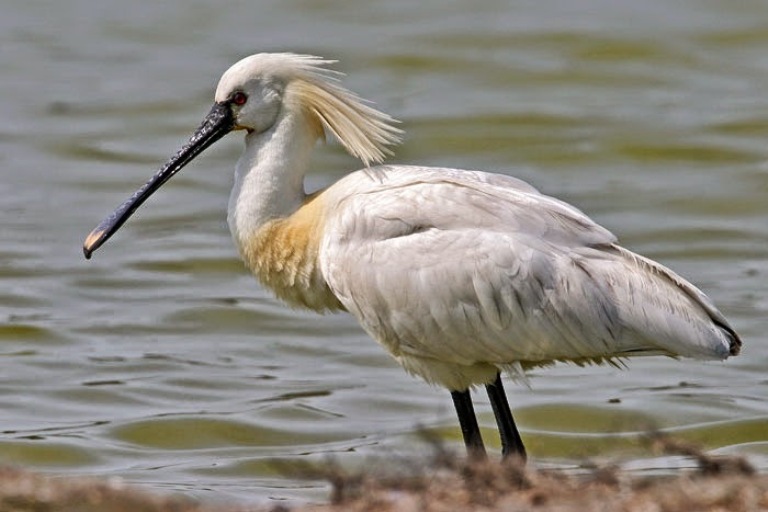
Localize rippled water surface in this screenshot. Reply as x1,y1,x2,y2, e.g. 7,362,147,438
2,0,768,505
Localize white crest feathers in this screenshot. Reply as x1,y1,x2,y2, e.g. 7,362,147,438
278,54,403,166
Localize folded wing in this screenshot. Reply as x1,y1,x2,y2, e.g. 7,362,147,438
319,166,739,387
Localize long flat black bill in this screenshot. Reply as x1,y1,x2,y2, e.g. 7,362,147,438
83,102,234,259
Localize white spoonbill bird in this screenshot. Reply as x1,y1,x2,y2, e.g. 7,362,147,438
84,53,741,460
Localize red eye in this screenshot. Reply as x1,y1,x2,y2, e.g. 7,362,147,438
232,92,247,106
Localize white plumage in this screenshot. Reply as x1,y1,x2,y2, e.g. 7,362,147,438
84,53,741,459
318,165,735,391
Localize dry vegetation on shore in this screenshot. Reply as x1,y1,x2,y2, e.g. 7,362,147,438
0,437,765,512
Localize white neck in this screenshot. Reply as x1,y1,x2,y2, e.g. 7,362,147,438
227,109,317,253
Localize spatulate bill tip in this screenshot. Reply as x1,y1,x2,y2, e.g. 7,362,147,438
82,229,104,260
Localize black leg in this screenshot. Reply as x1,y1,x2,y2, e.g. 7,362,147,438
485,372,527,461
450,389,486,458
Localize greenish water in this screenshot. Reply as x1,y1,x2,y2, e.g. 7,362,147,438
1,0,767,505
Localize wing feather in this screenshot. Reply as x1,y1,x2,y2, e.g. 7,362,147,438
319,165,738,389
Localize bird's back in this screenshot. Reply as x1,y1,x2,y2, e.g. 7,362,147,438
319,165,740,389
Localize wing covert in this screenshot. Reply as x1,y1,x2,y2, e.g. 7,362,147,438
318,166,624,372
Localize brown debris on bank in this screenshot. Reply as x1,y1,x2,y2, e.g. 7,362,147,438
0,466,232,512
311,446,764,512
311,466,768,512
309,436,764,512
0,437,765,512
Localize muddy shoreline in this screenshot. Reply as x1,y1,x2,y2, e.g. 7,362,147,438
1,439,765,512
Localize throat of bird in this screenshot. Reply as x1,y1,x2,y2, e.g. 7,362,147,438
227,109,343,312
227,109,319,251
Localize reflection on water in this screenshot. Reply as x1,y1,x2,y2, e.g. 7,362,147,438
0,0,767,504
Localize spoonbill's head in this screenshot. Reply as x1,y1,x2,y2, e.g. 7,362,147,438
83,53,401,259
212,53,305,135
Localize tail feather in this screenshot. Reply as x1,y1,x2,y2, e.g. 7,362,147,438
607,244,740,359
